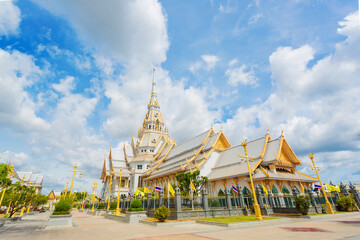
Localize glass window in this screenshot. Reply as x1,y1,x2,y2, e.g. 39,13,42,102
137,165,142,170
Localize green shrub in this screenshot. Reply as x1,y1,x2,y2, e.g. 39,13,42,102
84,203,90,209
53,199,71,215
337,196,356,211
110,202,117,210
154,205,170,222
210,200,221,208
320,204,327,214
97,203,105,209
130,199,142,208
128,207,144,211
294,196,310,215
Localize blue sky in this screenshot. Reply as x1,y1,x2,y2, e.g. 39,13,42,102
0,0,359,194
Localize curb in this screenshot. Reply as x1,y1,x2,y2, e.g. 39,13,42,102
139,220,196,226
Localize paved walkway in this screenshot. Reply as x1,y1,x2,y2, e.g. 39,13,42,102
1,211,360,240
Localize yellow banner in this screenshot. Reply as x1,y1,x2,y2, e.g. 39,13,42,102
190,181,196,192
326,184,340,192
143,187,150,193
262,184,268,195
168,183,175,196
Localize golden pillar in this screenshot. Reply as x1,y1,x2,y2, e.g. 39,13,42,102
308,153,334,214
239,139,263,221
107,170,115,210
91,182,97,213
115,168,123,215
81,188,86,211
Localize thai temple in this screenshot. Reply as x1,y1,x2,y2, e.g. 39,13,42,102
9,166,44,194
100,70,316,198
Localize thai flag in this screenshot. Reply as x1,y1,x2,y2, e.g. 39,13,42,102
128,192,131,198
232,184,238,194
314,183,322,189
155,185,162,192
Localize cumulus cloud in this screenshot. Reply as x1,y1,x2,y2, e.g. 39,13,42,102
222,12,360,182
0,1,21,36
248,13,263,24
225,63,258,87
31,0,169,68
0,49,50,132
189,54,219,73
0,151,29,167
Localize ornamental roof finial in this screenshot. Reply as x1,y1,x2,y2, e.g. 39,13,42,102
151,67,156,97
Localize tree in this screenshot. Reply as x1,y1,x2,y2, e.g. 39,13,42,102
74,191,87,201
175,170,209,196
0,163,12,189
31,194,49,209
2,182,35,217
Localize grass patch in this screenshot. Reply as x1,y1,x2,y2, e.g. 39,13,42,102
200,216,278,223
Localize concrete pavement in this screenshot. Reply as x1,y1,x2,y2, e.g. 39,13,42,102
0,211,359,240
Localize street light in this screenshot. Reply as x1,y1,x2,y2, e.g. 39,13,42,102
69,163,86,194
308,153,334,214
238,139,263,221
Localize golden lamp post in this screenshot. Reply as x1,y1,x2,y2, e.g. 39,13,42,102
107,169,115,210
69,163,86,194
91,182,98,213
308,153,334,214
81,188,86,211
0,163,14,208
115,167,123,215
18,175,27,216
62,181,69,199
238,139,263,221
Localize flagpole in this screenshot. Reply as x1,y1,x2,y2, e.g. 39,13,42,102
191,189,194,211
167,181,170,209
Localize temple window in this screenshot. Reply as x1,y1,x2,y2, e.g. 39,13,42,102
147,165,150,169
137,165,142,170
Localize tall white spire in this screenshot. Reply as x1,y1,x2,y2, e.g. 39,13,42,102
151,67,157,98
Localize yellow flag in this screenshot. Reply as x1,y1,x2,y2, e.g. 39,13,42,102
168,183,175,196
135,189,145,197
326,184,340,192
190,181,196,192
262,184,268,195
144,187,150,193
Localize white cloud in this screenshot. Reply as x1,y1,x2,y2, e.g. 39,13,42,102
0,1,21,36
225,64,259,86
0,151,29,167
189,54,219,73
219,2,236,14
248,13,263,24
0,49,50,132
52,76,76,96
32,0,169,68
222,12,360,181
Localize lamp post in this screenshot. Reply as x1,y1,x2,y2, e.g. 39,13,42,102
0,163,14,208
91,182,97,213
81,188,86,211
107,169,115,210
62,181,69,199
238,139,263,221
308,153,334,214
115,167,123,215
69,163,86,194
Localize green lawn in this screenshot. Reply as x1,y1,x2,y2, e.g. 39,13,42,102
200,216,278,223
